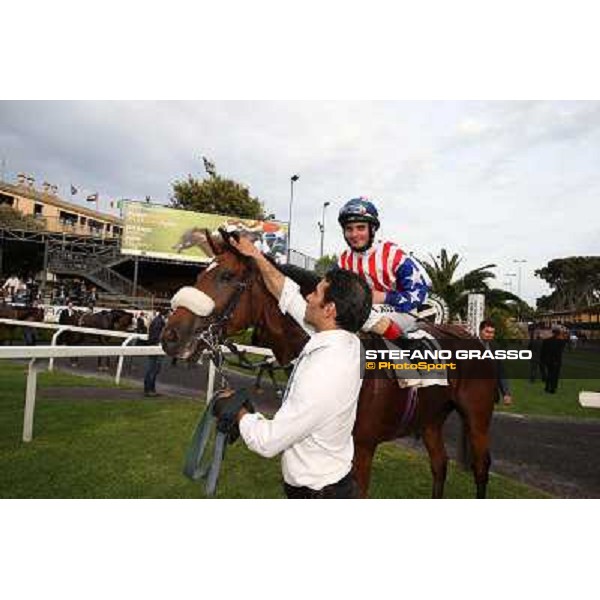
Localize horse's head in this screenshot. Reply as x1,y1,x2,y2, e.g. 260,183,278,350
110,309,133,331
162,229,259,360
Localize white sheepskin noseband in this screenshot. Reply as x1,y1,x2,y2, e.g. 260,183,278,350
171,286,215,317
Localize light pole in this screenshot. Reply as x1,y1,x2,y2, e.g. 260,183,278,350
318,201,330,258
513,259,527,298
287,174,299,263
504,272,517,293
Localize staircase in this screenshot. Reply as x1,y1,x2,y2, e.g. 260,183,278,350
47,242,152,298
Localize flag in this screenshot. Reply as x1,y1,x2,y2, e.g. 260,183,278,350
70,184,78,195
86,193,99,202
202,156,216,177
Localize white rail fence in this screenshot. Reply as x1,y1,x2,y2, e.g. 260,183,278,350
5,304,151,323
0,317,148,383
0,339,274,443
579,391,600,408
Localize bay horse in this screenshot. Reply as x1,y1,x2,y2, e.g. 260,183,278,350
0,305,45,344
66,309,134,370
161,231,497,498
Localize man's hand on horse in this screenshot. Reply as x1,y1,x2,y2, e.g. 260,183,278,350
230,235,261,259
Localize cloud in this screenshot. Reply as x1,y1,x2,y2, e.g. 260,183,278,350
0,100,598,306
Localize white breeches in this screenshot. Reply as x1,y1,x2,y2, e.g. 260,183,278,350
362,304,418,334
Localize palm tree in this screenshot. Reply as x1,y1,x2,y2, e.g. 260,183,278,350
420,249,522,320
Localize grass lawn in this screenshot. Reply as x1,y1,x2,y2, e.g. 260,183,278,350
0,361,548,498
496,377,600,420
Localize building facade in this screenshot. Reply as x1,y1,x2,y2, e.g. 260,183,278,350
0,175,123,238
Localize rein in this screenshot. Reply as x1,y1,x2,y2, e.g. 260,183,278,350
181,264,254,495
182,394,228,496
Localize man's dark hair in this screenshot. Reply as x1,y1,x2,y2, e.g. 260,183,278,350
323,268,372,333
479,319,495,332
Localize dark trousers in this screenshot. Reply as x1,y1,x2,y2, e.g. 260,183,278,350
144,356,162,393
529,358,546,382
544,361,562,393
284,471,359,499
23,327,37,346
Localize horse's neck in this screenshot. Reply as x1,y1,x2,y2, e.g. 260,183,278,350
248,279,307,365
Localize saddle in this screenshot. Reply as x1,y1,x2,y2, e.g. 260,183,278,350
361,321,471,389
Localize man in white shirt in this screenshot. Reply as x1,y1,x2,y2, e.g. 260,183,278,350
2,274,21,301
214,236,372,498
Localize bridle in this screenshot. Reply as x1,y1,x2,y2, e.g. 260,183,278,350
189,260,255,386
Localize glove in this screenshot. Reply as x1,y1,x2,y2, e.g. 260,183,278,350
211,388,255,444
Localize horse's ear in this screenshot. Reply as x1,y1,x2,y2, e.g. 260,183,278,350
218,227,240,247
218,227,250,261
204,229,222,256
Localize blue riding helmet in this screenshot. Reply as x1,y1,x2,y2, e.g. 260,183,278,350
338,197,380,231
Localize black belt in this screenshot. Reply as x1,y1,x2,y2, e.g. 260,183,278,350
284,471,359,499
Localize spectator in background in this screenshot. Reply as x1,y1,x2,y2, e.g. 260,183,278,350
3,274,21,301
528,331,545,383
136,311,148,334
541,326,568,394
569,330,578,351
144,309,167,397
16,277,27,302
25,276,36,306
479,319,512,406
87,286,98,309
53,284,67,306
23,318,37,345
59,301,76,324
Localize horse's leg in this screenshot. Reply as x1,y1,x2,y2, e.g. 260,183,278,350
462,406,493,499
352,443,376,498
468,425,492,499
451,377,494,499
421,423,448,499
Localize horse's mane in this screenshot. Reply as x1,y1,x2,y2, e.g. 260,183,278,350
264,255,320,296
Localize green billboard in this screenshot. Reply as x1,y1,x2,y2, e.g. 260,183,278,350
121,201,288,263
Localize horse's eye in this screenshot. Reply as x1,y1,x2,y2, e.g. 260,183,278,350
219,270,235,282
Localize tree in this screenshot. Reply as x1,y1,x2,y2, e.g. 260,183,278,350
170,174,265,220
535,256,600,311
315,254,338,276
0,205,44,231
420,248,527,320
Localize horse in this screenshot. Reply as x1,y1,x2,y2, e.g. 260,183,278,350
56,308,86,365
0,305,45,344
161,231,497,498
65,309,133,370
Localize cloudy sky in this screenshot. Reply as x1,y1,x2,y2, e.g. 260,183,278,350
1,100,599,305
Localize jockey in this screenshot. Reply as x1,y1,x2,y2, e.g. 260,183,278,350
337,197,430,341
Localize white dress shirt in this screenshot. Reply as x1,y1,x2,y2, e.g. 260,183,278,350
239,277,362,490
